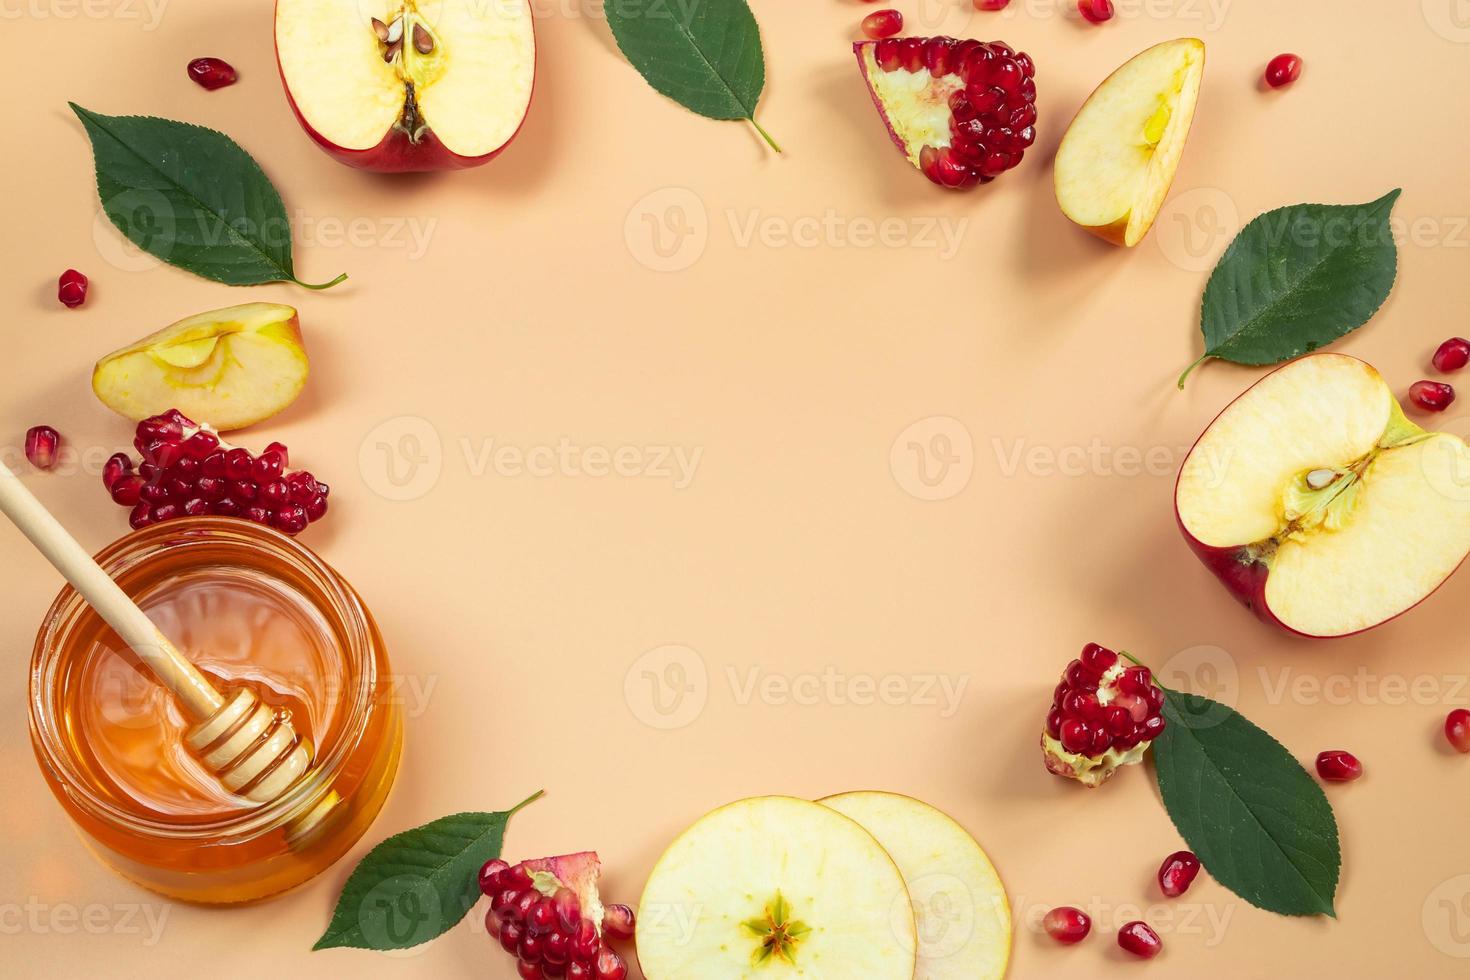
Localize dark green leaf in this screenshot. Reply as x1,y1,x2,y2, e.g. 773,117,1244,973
1179,189,1400,387
314,792,543,951
71,103,345,290
605,0,780,151
1153,692,1340,917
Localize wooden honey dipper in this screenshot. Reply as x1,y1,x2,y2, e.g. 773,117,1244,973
0,461,313,805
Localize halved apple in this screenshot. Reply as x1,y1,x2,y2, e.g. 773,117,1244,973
1054,38,1205,246
1176,353,1470,637
274,0,535,172
820,792,1011,980
636,796,916,979
93,303,308,431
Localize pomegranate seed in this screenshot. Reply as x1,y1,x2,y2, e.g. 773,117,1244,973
862,9,903,39
252,452,284,483
552,889,582,931
264,441,290,466
153,502,180,523
183,498,209,516
111,475,145,506
201,451,228,478
223,448,253,481
517,960,543,980
526,898,557,936
1117,921,1161,958
545,928,572,963
975,0,1011,8
129,503,153,530
25,426,62,470
602,904,636,940
262,481,290,507
1264,53,1302,89
1080,642,1117,673
187,57,238,90
1078,0,1114,24
103,453,132,491
243,505,271,525
1410,381,1455,412
211,499,242,517
571,919,599,961
1316,750,1363,782
1434,338,1470,373
480,859,511,896
184,430,220,459
1043,906,1091,944
305,493,329,522
568,964,592,980
1447,709,1470,753
1157,850,1201,897
57,269,88,308
232,480,259,503
520,931,546,962
594,947,627,980
500,921,525,955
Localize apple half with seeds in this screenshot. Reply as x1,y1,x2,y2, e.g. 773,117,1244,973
93,303,307,431
275,0,535,172
821,792,1011,980
1176,353,1470,637
636,796,916,979
1054,38,1205,246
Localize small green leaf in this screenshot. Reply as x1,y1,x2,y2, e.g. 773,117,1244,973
605,0,780,151
1179,189,1400,387
313,792,543,951
70,103,346,290
1152,693,1340,916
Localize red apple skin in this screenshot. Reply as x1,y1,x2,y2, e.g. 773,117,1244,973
272,1,536,173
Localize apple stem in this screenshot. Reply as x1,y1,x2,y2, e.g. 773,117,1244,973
1176,354,1208,389
748,116,782,154
294,272,349,291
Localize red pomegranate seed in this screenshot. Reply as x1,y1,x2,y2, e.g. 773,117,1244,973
480,859,511,897
1117,921,1161,958
305,493,329,522
1447,710,1470,753
1042,906,1091,944
25,426,62,470
252,452,284,483
976,0,1011,8
517,960,543,980
1264,53,1302,89
572,919,599,961
500,921,525,955
1078,0,1114,23
111,475,145,506
526,898,557,936
1157,850,1201,897
57,269,89,308
1434,338,1470,373
552,889,582,931
262,481,290,507
545,927,572,963
129,503,153,530
1316,750,1363,782
263,441,290,466
223,448,253,480
103,453,133,491
187,57,238,90
568,964,591,980
862,9,903,39
594,947,627,980
602,904,636,940
1410,381,1456,412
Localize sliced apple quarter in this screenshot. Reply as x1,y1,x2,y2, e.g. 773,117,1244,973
1054,38,1205,246
1176,353,1470,637
636,796,916,979
820,792,1010,980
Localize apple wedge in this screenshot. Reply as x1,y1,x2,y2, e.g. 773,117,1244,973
636,796,916,979
275,0,535,172
1176,353,1470,637
93,303,307,431
1054,38,1205,246
820,792,1011,980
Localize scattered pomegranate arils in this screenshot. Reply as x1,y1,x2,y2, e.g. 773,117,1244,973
862,9,903,39
25,426,62,471
1078,0,1114,24
1410,380,1455,412
1446,709,1470,753
1042,906,1091,944
1316,750,1363,782
1043,644,1166,787
57,269,88,308
1157,850,1201,898
1433,338,1470,373
187,57,238,90
1117,920,1162,958
1264,53,1302,89
480,854,634,980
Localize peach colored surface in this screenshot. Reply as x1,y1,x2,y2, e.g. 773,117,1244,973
3,1,1470,977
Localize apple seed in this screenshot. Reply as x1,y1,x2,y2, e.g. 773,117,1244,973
413,22,434,54
371,17,389,41
1305,468,1338,490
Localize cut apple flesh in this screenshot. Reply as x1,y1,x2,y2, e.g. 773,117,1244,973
275,0,534,159
1177,353,1470,636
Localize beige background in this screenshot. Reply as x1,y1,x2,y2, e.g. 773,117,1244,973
4,0,1470,976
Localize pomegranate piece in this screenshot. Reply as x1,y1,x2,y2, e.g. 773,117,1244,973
862,9,903,39
1447,709,1470,753
1410,380,1455,412
187,57,238,90
24,426,62,471
57,269,88,308
1157,850,1201,898
1433,338,1470,373
480,853,634,980
1315,750,1363,782
1042,906,1091,944
1264,53,1302,89
975,0,1011,8
1043,643,1167,787
1117,921,1162,958
1078,0,1115,24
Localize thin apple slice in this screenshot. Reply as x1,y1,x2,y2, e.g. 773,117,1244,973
820,792,1011,980
92,303,307,431
636,796,916,979
1054,38,1205,246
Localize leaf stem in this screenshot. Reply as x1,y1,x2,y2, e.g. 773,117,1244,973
295,272,349,291
748,116,782,154
508,790,546,816
1176,354,1208,389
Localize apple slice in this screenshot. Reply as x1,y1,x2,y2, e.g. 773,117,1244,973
636,796,916,979
1054,38,1205,246
93,303,308,431
275,0,535,172
820,792,1011,980
1176,353,1470,637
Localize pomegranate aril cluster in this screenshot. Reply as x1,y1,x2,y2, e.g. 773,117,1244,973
105,410,328,536
873,37,1038,189
1047,644,1165,755
480,860,632,980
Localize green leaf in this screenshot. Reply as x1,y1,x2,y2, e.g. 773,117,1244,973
313,792,543,951
1152,692,1340,917
1178,189,1400,387
605,0,780,151
70,103,346,290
